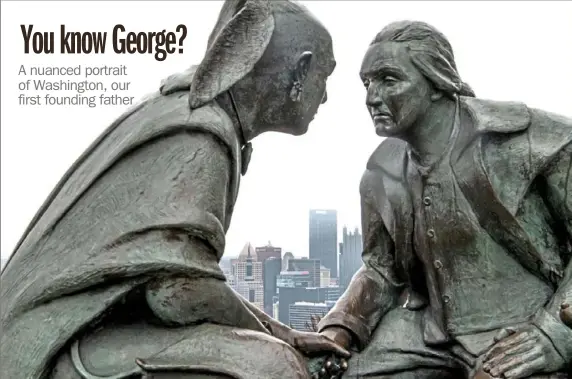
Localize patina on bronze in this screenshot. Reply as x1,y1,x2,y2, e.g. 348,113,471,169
0,1,347,378
299,21,571,379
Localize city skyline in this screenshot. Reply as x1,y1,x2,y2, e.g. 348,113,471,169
220,212,361,259
4,2,570,261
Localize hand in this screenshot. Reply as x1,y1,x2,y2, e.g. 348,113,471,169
288,329,351,358
159,67,194,95
482,325,565,378
308,354,349,379
320,327,352,350
560,303,572,328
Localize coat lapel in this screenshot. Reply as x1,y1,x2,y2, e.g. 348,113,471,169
368,138,416,285
453,98,562,287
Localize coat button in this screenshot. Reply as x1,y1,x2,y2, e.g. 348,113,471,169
427,229,435,238
423,197,432,206
434,260,443,269
443,295,451,303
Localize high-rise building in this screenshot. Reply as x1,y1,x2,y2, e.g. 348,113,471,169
263,256,282,316
287,258,321,287
255,242,282,263
339,226,363,290
276,286,341,326
232,243,264,310
273,301,280,320
282,251,294,271
219,256,233,277
289,302,332,331
320,266,331,287
309,209,338,278
276,270,313,288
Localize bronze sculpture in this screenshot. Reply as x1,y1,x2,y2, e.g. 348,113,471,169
300,20,571,379
0,1,346,378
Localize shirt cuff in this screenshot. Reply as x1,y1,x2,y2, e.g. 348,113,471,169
317,311,371,351
533,307,572,363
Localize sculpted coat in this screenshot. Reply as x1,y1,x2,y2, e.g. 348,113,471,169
0,83,242,378
318,97,572,377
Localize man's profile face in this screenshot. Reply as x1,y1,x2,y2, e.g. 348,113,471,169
360,42,433,137
291,49,336,136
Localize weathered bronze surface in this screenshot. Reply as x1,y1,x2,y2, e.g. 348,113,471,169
2,6,571,379
310,20,572,379
0,1,344,378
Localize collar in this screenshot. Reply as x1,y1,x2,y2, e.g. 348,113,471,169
228,90,252,176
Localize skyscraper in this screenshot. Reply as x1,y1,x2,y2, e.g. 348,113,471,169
309,209,338,278
339,226,363,290
287,258,321,288
288,302,331,331
263,256,282,316
232,243,264,310
276,286,341,326
282,252,294,271
255,242,282,263
256,242,282,316
320,266,331,287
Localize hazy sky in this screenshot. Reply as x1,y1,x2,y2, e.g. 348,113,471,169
1,1,571,260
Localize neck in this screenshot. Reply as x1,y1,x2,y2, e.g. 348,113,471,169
217,91,269,143
404,97,458,166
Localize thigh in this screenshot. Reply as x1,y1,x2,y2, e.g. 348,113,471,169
50,322,309,379
343,307,464,379
49,351,235,379
145,276,267,333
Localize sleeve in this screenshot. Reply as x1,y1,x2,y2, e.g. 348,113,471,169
317,169,404,350
130,129,232,261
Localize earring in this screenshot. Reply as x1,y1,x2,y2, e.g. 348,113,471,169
430,92,442,101
289,81,303,102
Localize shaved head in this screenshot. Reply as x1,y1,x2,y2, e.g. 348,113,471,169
258,1,335,74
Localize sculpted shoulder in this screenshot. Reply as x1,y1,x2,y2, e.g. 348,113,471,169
360,138,408,198
462,96,572,165
365,138,408,180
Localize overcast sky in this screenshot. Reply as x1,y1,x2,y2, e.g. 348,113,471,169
1,1,571,260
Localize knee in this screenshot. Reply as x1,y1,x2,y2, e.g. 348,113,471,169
145,276,226,326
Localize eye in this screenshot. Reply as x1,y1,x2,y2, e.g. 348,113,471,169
382,75,398,84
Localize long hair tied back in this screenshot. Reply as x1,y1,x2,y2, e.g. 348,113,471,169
372,21,475,99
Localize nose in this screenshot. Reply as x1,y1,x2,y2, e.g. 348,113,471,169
321,90,328,104
366,82,383,107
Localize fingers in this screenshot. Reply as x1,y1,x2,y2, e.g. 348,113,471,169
301,334,350,358
503,356,545,379
159,72,193,95
320,339,351,358
314,355,348,379
486,345,542,378
493,327,517,343
561,303,572,328
483,330,532,362
482,338,536,371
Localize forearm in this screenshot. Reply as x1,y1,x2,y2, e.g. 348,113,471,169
318,266,400,350
545,261,572,317
534,259,572,363
534,143,572,361
232,288,294,340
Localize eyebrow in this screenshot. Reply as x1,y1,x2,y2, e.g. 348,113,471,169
360,63,404,78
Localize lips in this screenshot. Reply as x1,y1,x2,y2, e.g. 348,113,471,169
372,112,393,122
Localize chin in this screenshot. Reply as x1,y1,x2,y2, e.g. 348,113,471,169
291,124,309,136
374,121,407,138
277,122,308,136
